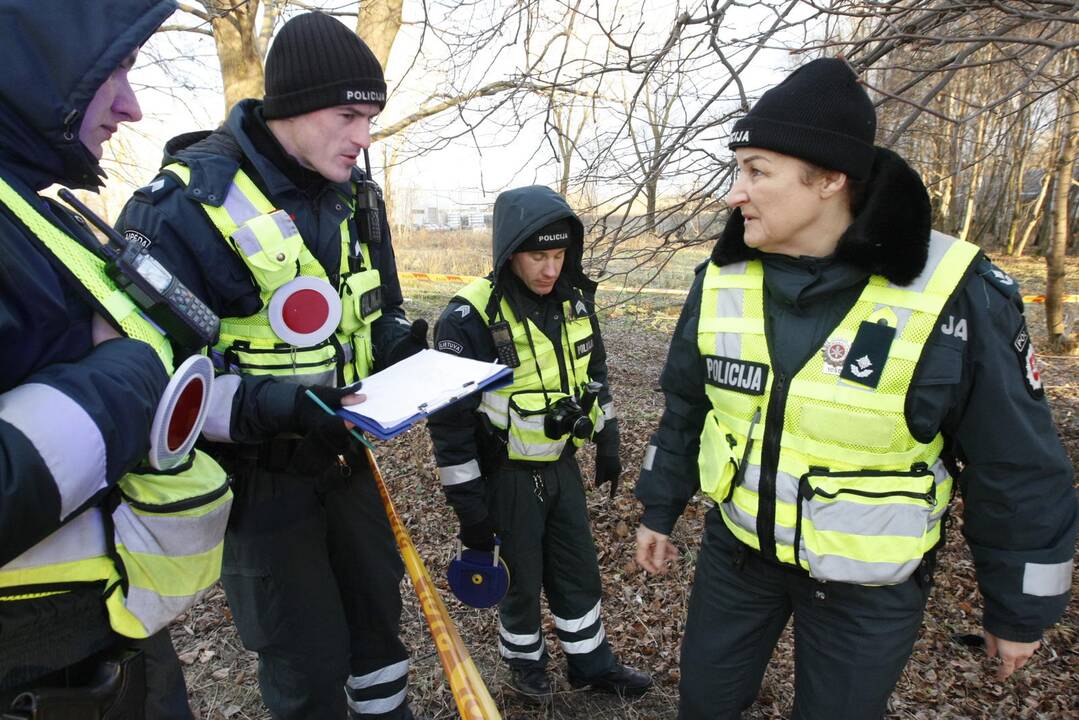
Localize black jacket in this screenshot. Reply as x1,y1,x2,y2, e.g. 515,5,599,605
428,186,616,527
636,148,1077,643
115,100,415,444
0,0,176,684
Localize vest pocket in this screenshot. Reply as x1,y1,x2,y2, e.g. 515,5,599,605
507,390,569,462
796,466,937,585
228,210,302,293
339,269,383,335
698,410,739,503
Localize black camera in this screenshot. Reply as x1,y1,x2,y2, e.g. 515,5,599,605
543,381,601,440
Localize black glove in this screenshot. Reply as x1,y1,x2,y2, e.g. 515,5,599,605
288,383,361,475
459,514,497,552
387,319,429,366
595,453,623,499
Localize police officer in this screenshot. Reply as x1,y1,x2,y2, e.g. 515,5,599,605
428,185,652,701
115,12,425,720
0,1,228,718
634,58,1077,719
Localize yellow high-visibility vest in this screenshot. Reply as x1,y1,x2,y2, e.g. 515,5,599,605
165,164,381,385
456,278,606,462
696,231,980,585
0,174,231,638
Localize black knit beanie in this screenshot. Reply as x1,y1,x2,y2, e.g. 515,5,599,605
729,58,876,181
263,12,387,120
516,219,574,252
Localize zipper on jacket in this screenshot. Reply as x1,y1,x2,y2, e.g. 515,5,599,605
757,371,789,562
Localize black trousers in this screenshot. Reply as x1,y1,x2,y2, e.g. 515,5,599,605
679,509,932,720
490,454,616,681
0,588,190,719
220,445,409,720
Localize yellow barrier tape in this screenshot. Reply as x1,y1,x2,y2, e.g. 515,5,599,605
399,272,1076,302
365,448,501,720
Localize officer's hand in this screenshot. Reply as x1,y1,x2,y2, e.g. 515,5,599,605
984,631,1039,680
635,524,679,575
594,454,622,498
459,515,497,552
387,319,429,366
288,384,365,475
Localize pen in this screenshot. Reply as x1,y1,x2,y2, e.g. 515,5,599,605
304,388,375,450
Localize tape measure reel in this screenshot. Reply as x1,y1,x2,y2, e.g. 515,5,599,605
148,354,214,470
447,541,510,609
268,276,342,346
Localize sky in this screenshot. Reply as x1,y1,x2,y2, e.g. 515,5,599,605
99,0,807,221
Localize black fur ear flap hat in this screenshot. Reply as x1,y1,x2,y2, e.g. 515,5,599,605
713,147,932,286
729,58,877,181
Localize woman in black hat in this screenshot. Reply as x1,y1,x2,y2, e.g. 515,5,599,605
633,58,1076,719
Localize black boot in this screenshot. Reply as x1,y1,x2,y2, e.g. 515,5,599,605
570,663,652,697
508,666,552,701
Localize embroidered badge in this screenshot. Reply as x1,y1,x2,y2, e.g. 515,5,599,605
123,230,151,249
437,339,464,355
574,336,594,359
703,355,768,395
1012,321,1044,399
821,338,850,375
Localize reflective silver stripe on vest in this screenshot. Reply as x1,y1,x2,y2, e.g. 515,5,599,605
721,500,798,547
600,402,615,421
800,547,922,586
122,586,206,636
347,659,410,689
0,383,107,520
559,625,606,655
221,179,261,224
643,444,657,471
479,392,509,428
900,230,954,294
201,373,241,443
112,498,231,557
507,413,564,460
708,277,745,358
553,599,601,633
287,368,338,388
438,460,481,486
346,687,407,716
1023,560,1073,597
740,464,801,506
1,508,106,571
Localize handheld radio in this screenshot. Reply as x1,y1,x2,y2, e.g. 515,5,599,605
58,189,219,352
354,149,382,253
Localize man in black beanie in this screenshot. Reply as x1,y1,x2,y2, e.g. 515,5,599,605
428,186,652,702
116,11,427,720
635,57,1076,719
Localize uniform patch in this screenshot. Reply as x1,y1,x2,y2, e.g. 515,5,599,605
839,321,896,389
1012,321,1044,398
980,260,1020,298
574,336,594,359
123,230,151,249
454,304,471,318
940,315,968,341
821,338,850,375
703,355,768,395
437,339,464,355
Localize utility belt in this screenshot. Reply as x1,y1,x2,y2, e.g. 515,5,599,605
1,650,145,720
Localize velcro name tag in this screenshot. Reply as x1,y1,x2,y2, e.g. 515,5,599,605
704,355,768,395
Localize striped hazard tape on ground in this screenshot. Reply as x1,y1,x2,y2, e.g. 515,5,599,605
399,272,1076,302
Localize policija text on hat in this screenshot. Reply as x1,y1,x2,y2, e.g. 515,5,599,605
633,57,1077,720
115,11,430,720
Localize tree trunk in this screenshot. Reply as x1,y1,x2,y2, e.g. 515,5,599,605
1046,81,1078,351
357,0,404,68
1014,170,1053,257
207,1,263,117
1005,111,1030,255
958,112,987,242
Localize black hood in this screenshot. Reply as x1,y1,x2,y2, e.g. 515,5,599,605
491,185,595,293
0,0,176,190
711,146,932,286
